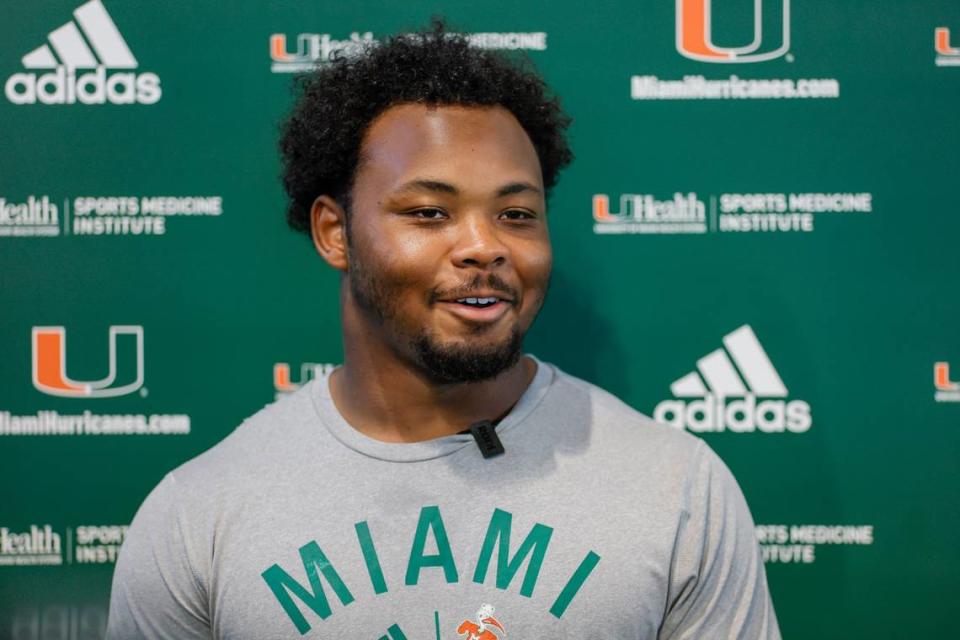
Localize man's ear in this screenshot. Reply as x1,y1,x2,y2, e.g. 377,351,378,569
310,195,349,271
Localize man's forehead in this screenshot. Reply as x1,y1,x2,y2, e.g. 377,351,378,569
357,103,543,192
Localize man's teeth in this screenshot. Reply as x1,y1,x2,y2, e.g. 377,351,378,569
456,297,499,305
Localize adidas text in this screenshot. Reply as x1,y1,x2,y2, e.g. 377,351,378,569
5,67,160,105
654,395,812,433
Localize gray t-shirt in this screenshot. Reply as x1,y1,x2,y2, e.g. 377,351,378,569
107,357,781,639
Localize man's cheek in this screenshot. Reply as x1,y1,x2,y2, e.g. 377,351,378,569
522,261,552,322
520,240,552,274
363,245,424,284
525,254,552,297
392,251,443,294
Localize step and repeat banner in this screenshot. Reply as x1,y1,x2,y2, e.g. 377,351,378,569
1,0,958,638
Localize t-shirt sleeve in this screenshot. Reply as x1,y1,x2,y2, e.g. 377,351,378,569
658,440,782,640
106,472,211,639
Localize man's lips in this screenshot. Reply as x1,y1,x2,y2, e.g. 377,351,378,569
436,292,514,304
436,295,514,323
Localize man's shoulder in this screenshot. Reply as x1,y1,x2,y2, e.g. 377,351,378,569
543,361,705,463
168,382,321,488
116,384,325,580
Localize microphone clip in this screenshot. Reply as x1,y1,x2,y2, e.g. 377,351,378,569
467,420,505,459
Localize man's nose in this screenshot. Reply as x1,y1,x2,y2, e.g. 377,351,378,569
450,214,508,269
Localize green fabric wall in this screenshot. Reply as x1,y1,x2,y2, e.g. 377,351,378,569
2,1,958,637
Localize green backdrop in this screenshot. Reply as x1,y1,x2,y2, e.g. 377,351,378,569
2,0,958,638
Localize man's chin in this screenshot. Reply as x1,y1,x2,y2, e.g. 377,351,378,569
410,328,523,385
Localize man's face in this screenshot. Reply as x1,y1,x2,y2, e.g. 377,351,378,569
343,103,552,384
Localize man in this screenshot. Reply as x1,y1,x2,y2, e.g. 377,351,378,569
108,21,780,639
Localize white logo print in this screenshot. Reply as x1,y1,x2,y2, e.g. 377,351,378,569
653,325,812,433
4,0,161,105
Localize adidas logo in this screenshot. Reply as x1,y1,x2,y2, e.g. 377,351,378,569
4,0,161,105
653,325,812,433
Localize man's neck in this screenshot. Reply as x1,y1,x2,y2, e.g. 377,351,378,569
328,344,536,444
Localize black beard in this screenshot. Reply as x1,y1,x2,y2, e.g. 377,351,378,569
348,251,526,385
410,324,523,385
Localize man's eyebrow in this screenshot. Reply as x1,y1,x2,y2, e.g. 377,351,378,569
394,179,459,195
496,182,542,197
392,179,542,197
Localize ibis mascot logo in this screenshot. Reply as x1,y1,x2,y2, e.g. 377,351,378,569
676,0,790,63
457,604,506,639
32,325,144,398
4,0,161,105
654,325,812,433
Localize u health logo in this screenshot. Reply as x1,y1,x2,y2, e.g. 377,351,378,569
273,362,337,398
0,525,62,567
676,0,790,63
32,325,144,398
4,0,161,105
269,30,548,74
935,27,960,66
934,362,960,403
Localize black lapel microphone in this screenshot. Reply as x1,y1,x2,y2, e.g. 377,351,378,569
459,420,505,459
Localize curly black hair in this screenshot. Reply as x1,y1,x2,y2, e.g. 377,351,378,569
279,18,573,234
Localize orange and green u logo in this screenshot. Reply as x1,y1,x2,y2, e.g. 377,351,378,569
935,28,960,56
31,325,144,398
934,362,959,392
677,0,790,63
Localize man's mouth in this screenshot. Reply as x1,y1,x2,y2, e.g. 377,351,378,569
436,289,515,306
454,296,503,308
436,293,514,323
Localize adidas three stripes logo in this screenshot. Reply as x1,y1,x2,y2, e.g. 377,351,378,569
654,325,812,433
5,0,161,105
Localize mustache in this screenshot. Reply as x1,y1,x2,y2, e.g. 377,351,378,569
430,274,518,304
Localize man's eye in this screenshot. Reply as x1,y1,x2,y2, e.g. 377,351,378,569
501,209,535,220
409,208,447,219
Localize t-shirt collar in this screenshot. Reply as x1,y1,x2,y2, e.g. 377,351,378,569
310,355,554,462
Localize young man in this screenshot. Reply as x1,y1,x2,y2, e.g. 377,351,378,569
108,22,781,639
